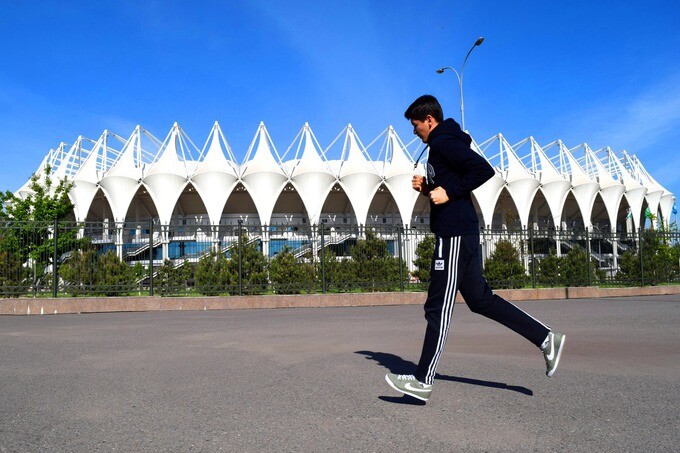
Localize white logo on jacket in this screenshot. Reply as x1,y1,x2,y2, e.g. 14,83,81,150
434,260,444,271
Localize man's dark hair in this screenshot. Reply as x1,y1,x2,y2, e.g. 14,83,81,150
404,94,444,123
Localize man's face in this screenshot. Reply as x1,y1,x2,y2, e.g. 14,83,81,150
410,115,436,143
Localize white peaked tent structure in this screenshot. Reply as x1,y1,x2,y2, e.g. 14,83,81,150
13,120,675,265
16,153,48,199
240,122,289,227
544,140,600,229
143,123,195,227
580,144,626,233
191,122,239,228
501,136,541,229
142,123,197,259
17,144,65,199
51,137,82,182
379,126,420,227
285,122,337,227
99,127,149,224
514,137,572,230
68,135,105,222
631,154,669,226
335,125,382,228
604,147,647,231
476,134,542,229
471,138,506,229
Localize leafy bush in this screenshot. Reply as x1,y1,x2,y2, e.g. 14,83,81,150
559,246,593,286
269,246,315,294
194,251,235,296
536,246,603,287
349,230,406,292
155,259,193,296
616,229,679,285
412,235,435,283
60,250,136,296
536,250,560,287
484,240,529,289
0,249,30,296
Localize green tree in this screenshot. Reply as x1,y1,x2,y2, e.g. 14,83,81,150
60,249,136,296
484,240,529,289
412,235,435,283
617,229,679,286
156,259,193,295
269,246,315,294
195,251,235,296
0,165,84,295
0,248,31,296
349,230,405,292
560,246,599,286
98,251,136,295
536,250,561,287
226,237,268,295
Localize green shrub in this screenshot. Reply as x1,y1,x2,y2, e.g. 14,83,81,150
155,259,193,296
616,229,679,285
194,251,235,296
349,230,405,292
484,240,529,289
269,246,315,294
60,250,136,296
413,235,435,283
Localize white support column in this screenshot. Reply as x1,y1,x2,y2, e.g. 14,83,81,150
311,225,318,262
115,221,124,261
211,225,220,253
161,226,169,261
262,225,270,259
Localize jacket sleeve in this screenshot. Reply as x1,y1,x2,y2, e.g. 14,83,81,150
435,135,495,199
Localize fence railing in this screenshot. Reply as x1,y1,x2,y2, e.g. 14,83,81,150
1,220,678,297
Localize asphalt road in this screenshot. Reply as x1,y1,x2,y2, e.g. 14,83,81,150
1,295,678,452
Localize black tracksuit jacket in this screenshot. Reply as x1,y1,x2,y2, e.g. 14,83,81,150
423,118,495,237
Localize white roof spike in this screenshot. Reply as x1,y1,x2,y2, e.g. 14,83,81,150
194,122,238,175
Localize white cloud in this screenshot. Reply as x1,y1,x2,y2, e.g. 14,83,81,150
566,72,680,152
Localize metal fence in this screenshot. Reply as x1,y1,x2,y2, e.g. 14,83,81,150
1,219,678,297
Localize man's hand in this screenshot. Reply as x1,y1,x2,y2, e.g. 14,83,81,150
412,175,426,193
429,186,449,205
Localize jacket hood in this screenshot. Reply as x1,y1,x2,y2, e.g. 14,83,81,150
427,118,472,146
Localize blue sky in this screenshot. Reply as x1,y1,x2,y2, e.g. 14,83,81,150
1,0,679,201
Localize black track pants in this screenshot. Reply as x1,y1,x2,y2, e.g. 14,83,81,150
414,235,551,385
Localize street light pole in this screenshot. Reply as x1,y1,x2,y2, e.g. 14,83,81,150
437,37,484,131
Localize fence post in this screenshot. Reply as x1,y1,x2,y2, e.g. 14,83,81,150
149,219,154,296
586,227,592,286
238,219,243,296
639,227,644,286
320,223,326,294
397,226,404,292
52,218,58,298
529,226,536,288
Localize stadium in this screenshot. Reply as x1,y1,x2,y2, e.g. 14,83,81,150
15,121,676,271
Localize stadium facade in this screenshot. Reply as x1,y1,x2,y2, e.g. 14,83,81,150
16,121,675,265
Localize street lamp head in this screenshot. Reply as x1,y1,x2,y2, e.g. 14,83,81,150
475,37,485,46
436,68,445,74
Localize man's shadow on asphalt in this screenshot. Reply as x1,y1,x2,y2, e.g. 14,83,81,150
356,350,533,406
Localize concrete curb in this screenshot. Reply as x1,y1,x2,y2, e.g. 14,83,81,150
2,285,680,316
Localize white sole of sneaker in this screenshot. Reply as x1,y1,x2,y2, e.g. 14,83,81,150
384,374,430,402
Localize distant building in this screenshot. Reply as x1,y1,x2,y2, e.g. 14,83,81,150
17,121,675,264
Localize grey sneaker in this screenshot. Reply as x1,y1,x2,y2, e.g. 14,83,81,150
385,373,432,401
543,331,565,377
